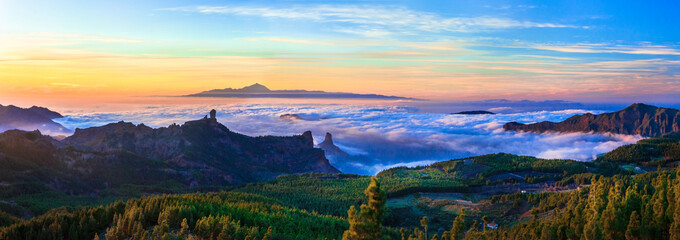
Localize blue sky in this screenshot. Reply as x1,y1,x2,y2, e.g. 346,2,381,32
1,0,679,103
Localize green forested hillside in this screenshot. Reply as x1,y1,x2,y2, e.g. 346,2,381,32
468,169,680,240
0,192,347,240
0,153,623,240
597,136,680,165
2,134,680,240
8,165,680,240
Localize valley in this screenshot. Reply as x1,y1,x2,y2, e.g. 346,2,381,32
0,104,679,239
4,1,680,238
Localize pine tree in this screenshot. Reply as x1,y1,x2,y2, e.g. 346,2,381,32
179,218,190,237
133,222,147,240
342,177,386,240
602,200,621,240
539,226,552,240
466,220,478,236
482,216,489,231
421,216,429,240
152,220,169,240
671,198,680,240
262,226,273,240
625,211,640,240
583,216,601,240
450,211,466,240
343,206,361,240
362,177,387,226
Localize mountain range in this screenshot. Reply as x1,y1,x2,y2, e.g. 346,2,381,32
0,105,70,135
503,103,680,137
0,110,338,213
2,103,680,239
185,83,413,99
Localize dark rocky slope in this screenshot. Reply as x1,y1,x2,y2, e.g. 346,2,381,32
62,110,339,184
0,110,338,199
503,103,680,137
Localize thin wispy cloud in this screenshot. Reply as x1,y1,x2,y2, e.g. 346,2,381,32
513,55,577,61
163,5,579,36
532,43,680,55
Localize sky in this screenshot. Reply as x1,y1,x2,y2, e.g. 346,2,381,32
1,0,680,104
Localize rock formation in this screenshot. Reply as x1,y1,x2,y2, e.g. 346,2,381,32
0,109,343,197
317,132,350,158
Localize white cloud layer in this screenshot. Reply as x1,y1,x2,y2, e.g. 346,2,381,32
55,104,641,175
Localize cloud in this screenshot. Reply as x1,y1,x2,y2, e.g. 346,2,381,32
54,103,640,175
163,5,578,36
513,55,577,61
532,43,680,55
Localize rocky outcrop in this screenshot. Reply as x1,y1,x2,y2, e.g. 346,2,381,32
62,110,339,185
0,109,340,199
503,103,680,137
314,132,374,173
317,132,349,158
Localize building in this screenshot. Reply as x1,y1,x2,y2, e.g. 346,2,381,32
487,222,498,230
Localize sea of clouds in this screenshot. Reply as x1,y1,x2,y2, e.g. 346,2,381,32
55,103,642,175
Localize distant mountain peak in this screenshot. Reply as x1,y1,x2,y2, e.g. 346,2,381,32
240,83,271,92
625,103,656,111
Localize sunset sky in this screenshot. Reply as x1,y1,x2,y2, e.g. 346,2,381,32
1,0,679,105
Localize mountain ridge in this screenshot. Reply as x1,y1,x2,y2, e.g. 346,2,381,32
62,111,339,184
503,103,680,137
0,110,339,207
185,83,414,100
0,104,70,135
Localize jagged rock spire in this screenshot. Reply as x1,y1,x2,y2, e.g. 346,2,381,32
301,131,314,147
323,132,333,145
